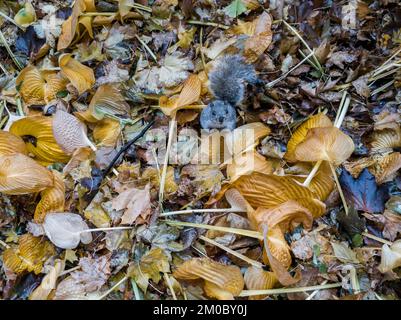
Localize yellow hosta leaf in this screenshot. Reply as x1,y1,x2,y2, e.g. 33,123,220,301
173,258,244,300
16,66,67,105
370,126,401,153
244,266,277,300
0,131,28,156
0,153,54,195
3,234,55,274
88,84,130,120
10,116,70,164
285,113,333,162
59,54,95,94
34,171,65,223
93,118,121,147
294,127,355,165
231,172,326,218
14,2,37,27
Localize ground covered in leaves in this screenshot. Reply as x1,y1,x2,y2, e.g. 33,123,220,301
0,0,401,300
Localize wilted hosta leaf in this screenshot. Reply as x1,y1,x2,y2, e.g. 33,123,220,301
370,126,401,153
34,171,65,223
224,188,254,212
230,172,326,217
371,152,401,184
0,153,54,195
16,66,68,105
14,2,37,27
0,131,28,156
93,118,121,147
52,109,96,154
43,212,92,249
379,240,401,273
339,168,389,213
294,127,355,165
59,54,95,94
3,234,55,274
244,12,273,63
86,84,130,120
244,266,277,299
159,74,202,116
10,116,70,164
30,259,65,300
285,113,332,162
57,0,96,50
173,258,244,300
128,247,170,293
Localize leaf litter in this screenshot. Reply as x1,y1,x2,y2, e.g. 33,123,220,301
0,0,401,301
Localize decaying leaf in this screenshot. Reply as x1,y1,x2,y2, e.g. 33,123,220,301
173,258,244,300
3,234,55,274
0,131,28,156
34,171,65,223
92,118,121,147
0,153,54,195
43,212,92,249
29,259,65,300
370,126,401,153
244,266,278,299
244,12,273,63
14,2,37,27
379,240,401,273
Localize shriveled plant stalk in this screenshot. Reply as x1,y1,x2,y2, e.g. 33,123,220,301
97,276,128,300
187,20,229,30
160,207,246,217
135,35,157,63
0,29,23,70
199,235,263,268
362,232,393,246
163,273,177,300
239,282,342,297
80,226,133,234
0,11,24,30
165,220,264,240
329,162,349,215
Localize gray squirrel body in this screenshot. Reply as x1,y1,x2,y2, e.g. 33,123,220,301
200,55,258,131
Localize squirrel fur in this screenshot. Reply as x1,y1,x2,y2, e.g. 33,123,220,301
200,55,258,131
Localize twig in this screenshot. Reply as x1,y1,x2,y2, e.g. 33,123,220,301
187,20,229,30
0,239,10,249
165,220,264,240
164,273,177,300
199,235,263,268
84,120,154,206
362,232,392,246
0,29,23,70
329,162,349,216
97,276,128,300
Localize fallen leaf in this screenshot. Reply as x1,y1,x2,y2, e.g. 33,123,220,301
59,54,95,94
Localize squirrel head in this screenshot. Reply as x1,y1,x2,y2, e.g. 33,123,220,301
200,100,237,131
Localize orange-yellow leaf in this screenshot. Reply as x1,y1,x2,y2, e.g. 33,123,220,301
59,54,95,94
0,131,28,156
93,118,121,147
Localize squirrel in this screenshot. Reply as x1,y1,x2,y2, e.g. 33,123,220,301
200,54,258,131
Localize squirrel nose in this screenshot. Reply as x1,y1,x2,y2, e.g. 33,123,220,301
219,117,224,123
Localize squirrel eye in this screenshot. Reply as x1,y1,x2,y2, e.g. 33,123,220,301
212,111,216,116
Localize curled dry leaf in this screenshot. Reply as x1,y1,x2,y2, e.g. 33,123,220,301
10,116,70,164
379,240,401,273
0,131,28,156
85,84,130,121
244,12,273,63
224,188,254,212
371,152,401,184
43,212,92,249
16,66,68,105
57,0,96,51
29,259,65,300
0,153,54,195
370,126,401,153
142,166,178,195
173,258,244,300
3,234,56,274
159,74,202,116
294,127,355,165
59,54,95,94
52,109,96,154
14,2,37,27
230,172,326,218
34,171,65,223
285,113,333,162
93,118,121,147
244,266,278,299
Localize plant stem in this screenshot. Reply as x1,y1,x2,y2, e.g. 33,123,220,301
199,235,263,268
0,11,24,30
97,276,128,300
302,160,322,187
362,232,392,246
239,282,342,297
0,29,23,70
80,226,133,233
135,34,157,63
329,162,349,216
187,20,229,30
0,239,10,249
160,207,246,217
131,279,142,300
163,273,177,300
165,220,264,240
